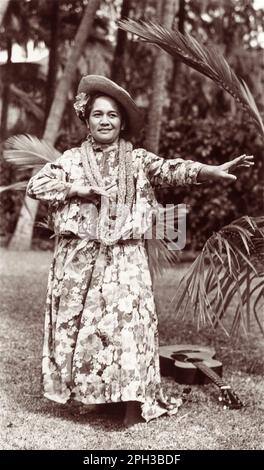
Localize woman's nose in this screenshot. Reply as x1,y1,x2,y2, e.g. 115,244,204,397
100,114,109,125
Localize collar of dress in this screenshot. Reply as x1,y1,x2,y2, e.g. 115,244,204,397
87,134,119,154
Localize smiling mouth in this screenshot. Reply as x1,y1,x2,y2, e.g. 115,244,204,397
99,129,112,132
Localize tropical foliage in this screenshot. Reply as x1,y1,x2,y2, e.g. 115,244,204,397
158,114,263,249
1,0,263,247
0,0,263,335
173,216,264,336
118,18,264,137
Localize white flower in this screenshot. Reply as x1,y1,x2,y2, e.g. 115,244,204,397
129,278,141,295
88,373,102,384
73,92,89,117
102,282,117,303
128,264,140,277
119,270,131,285
121,382,140,400
118,295,133,313
103,266,113,283
102,363,120,383
120,351,135,369
121,328,134,345
98,313,117,336
81,324,96,336
97,348,113,366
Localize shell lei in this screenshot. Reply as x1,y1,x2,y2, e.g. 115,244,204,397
81,138,135,246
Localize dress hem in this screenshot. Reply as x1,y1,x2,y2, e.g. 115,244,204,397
43,392,182,423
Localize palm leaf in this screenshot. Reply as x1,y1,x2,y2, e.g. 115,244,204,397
253,282,264,334
0,180,29,193
147,204,187,277
147,238,179,278
3,134,60,169
172,216,264,336
118,19,264,138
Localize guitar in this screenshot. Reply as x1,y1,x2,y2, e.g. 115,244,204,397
159,344,244,409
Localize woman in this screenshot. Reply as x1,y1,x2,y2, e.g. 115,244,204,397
27,75,253,426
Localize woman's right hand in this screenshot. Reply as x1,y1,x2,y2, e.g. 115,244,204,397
68,183,109,200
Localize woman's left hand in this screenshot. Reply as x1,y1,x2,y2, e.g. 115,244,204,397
198,154,254,182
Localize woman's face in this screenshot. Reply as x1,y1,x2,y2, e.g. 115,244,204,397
88,96,122,144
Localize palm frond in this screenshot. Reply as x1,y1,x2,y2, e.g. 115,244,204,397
253,282,264,334
34,218,55,236
172,216,264,336
118,19,264,138
3,134,61,169
147,238,179,277
147,204,187,277
0,181,29,193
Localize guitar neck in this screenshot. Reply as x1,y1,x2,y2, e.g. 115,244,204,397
195,361,226,388
195,360,244,409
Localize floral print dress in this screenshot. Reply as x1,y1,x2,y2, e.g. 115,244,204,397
27,140,202,422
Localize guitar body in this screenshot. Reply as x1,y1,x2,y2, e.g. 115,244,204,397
160,344,243,409
159,344,223,385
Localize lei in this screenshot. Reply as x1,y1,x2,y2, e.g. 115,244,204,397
80,137,135,245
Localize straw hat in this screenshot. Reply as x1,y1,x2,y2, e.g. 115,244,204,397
74,75,142,137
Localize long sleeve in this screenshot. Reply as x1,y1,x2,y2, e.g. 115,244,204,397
139,149,203,187
26,150,73,203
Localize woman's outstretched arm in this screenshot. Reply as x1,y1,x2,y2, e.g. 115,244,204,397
196,154,254,182
140,150,254,187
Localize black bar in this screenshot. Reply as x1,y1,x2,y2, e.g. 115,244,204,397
0,450,262,467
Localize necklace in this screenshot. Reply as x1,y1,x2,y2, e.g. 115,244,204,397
80,138,135,245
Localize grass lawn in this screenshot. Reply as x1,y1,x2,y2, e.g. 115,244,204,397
0,248,263,450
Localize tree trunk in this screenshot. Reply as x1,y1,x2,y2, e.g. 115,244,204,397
144,0,177,153
169,0,185,118
111,0,130,85
0,37,12,241
44,0,60,124
0,0,10,25
0,38,12,140
8,0,101,251
44,0,100,143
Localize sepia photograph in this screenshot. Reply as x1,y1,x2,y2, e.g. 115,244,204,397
0,0,263,458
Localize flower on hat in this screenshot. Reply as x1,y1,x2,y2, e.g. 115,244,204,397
73,92,89,119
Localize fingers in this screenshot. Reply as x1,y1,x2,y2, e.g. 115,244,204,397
237,163,254,168
236,154,254,164
218,170,237,182
225,174,237,182
238,153,254,160
239,154,254,162
225,154,254,171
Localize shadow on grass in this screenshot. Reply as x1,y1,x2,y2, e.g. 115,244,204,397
13,361,127,432
41,402,126,431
